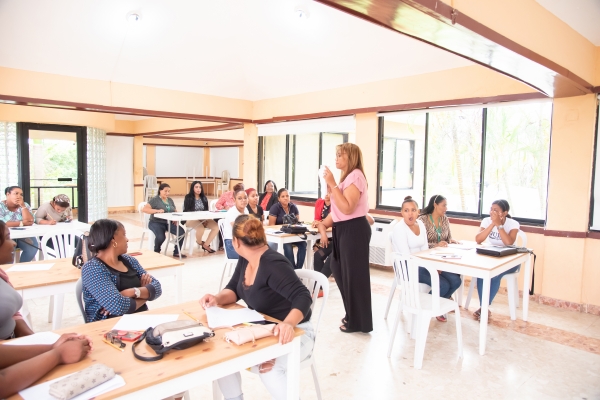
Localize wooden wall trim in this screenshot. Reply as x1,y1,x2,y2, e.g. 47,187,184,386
106,132,137,137
0,94,252,124
143,135,243,143
141,123,243,137
314,0,592,98
253,93,547,123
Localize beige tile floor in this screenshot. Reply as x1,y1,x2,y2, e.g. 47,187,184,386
24,203,600,399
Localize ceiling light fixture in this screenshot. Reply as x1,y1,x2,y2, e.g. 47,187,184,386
126,12,142,23
294,6,310,19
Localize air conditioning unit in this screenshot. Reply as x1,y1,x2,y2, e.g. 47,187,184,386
369,217,398,267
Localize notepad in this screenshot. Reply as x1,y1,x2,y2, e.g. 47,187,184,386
448,244,474,250
4,331,61,346
205,307,265,329
6,263,55,272
19,372,125,400
112,314,179,331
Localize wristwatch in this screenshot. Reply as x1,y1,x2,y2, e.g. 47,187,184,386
19,221,23,227
498,224,504,230
134,287,141,298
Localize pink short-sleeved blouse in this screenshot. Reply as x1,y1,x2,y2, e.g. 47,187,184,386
330,169,369,222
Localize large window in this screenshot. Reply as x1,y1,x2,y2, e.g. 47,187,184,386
377,100,553,224
258,132,347,200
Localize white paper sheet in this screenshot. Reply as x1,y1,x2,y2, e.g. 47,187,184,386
6,263,54,272
205,307,265,329
448,244,475,250
19,373,125,400
112,314,179,331
4,331,60,346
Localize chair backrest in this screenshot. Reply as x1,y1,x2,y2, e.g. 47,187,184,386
221,170,230,185
516,230,527,247
138,202,150,229
263,211,270,225
209,199,218,212
144,175,158,188
218,218,237,262
40,231,80,259
392,252,443,314
75,277,86,322
295,269,329,342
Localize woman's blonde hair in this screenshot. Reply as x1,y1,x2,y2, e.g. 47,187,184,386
336,143,367,185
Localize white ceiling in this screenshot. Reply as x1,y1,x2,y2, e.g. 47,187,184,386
536,0,600,45
0,0,472,101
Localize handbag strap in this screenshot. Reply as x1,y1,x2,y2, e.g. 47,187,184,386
132,329,163,362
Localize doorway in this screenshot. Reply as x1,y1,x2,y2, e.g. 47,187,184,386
16,123,88,222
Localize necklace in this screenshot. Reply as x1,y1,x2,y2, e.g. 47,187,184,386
429,214,442,243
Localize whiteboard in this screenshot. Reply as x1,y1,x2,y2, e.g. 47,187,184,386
211,147,239,178
156,146,204,177
106,136,134,207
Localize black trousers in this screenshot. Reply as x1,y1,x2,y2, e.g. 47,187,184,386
149,220,185,254
330,216,372,332
313,244,332,278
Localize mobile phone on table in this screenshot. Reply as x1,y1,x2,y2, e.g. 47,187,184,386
12,227,26,230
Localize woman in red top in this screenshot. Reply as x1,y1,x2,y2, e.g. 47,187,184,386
258,180,278,212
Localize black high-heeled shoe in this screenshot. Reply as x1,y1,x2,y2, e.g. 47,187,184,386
202,246,216,254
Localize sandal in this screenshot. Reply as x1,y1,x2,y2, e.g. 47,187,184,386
436,315,447,322
339,324,359,333
341,318,347,325
473,308,491,322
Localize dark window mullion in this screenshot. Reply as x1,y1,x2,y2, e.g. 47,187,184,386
478,108,488,218
422,113,429,208
284,135,290,189
376,117,384,207
318,133,323,198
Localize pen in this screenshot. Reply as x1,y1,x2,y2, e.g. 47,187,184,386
102,339,124,352
182,310,199,322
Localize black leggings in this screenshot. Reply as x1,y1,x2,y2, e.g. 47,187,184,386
313,245,332,278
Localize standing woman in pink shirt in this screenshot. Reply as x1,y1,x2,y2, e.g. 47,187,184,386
316,143,372,333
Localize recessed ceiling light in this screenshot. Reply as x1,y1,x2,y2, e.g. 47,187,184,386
126,12,142,23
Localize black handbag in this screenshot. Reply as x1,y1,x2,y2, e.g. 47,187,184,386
132,320,215,361
72,232,92,269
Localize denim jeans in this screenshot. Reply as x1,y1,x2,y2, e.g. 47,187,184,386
224,239,239,259
148,221,185,254
418,267,462,299
16,237,38,263
283,242,306,269
477,265,521,306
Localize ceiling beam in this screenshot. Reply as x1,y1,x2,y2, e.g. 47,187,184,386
314,0,593,98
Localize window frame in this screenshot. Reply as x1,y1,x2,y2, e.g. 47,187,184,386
589,98,600,231
376,105,552,226
258,132,348,202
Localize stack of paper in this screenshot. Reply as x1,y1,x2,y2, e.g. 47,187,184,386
205,307,265,329
4,332,60,346
6,263,54,272
112,314,179,331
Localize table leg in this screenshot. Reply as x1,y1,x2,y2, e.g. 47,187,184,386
522,254,532,322
212,380,222,400
479,278,491,355
52,293,65,330
306,239,315,270
176,265,183,304
277,239,285,255
286,337,301,400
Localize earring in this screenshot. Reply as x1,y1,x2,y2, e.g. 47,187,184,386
113,241,117,248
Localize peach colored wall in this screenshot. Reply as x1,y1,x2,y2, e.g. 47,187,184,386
252,65,536,120
242,123,258,189
354,113,379,209
583,239,600,307
546,94,597,231
444,0,597,85
0,104,115,131
0,67,253,120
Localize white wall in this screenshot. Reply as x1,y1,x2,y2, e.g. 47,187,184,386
106,136,134,207
156,146,204,177
211,147,240,178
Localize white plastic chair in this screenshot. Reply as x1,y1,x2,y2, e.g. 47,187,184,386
144,175,159,202
295,269,329,400
217,219,237,291
138,202,155,251
75,277,86,322
263,211,270,226
384,233,432,320
216,170,230,197
40,230,79,326
209,199,218,212
387,253,462,369
464,230,527,320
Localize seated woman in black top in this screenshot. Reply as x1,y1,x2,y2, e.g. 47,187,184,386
201,215,314,400
245,188,264,221
268,188,307,269
258,180,278,213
